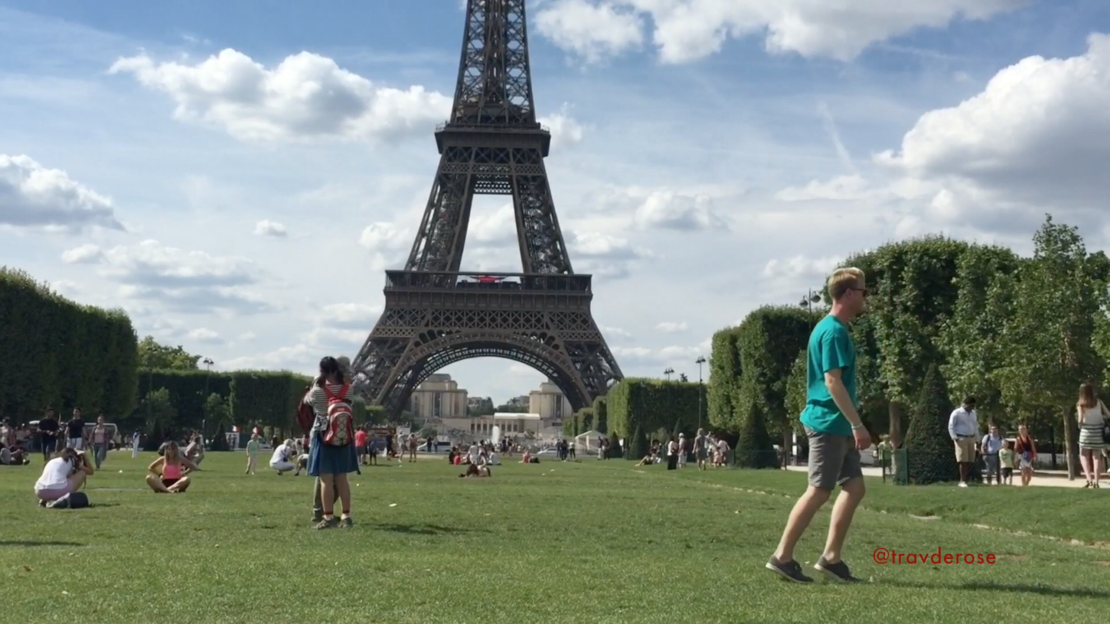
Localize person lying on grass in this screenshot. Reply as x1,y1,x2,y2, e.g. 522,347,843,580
460,461,491,478
146,441,198,493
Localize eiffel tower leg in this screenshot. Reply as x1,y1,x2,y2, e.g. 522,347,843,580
511,149,573,275
406,146,475,274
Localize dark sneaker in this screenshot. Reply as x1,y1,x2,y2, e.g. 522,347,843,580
313,517,339,530
340,516,353,529
814,557,861,583
311,513,324,524
766,557,814,583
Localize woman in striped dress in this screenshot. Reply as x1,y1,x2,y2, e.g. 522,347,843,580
1076,383,1108,488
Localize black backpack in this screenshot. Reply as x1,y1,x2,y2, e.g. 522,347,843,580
46,492,89,509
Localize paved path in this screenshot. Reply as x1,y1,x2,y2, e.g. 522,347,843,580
783,465,1102,488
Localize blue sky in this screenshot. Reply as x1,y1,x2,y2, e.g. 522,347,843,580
4,0,1110,405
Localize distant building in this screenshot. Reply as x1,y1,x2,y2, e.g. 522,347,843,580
409,374,468,423
529,380,572,424
505,395,530,408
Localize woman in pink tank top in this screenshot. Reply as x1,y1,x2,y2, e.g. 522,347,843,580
145,441,198,493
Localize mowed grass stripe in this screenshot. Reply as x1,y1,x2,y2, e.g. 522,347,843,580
1,453,1107,623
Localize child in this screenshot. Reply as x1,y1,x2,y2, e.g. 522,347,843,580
999,440,1015,485
245,433,260,475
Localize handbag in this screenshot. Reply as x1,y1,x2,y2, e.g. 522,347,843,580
46,492,89,509
1102,425,1110,445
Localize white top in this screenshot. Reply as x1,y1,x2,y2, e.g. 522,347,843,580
35,457,73,491
270,443,293,464
666,441,677,456
948,407,979,438
1080,405,1105,427
468,444,480,464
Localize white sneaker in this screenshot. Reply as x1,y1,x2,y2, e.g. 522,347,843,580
958,482,968,488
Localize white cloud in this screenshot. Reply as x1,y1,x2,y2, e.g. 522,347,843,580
539,104,586,147
74,240,274,315
253,219,287,237
0,154,123,232
762,255,843,280
656,321,688,333
775,175,876,202
61,243,105,264
633,190,726,231
876,34,1110,215
109,49,452,143
187,327,222,344
601,325,634,340
321,303,381,330
535,0,645,63
537,0,1023,63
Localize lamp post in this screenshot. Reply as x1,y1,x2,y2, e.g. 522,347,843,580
695,355,706,430
663,367,674,381
799,290,822,312
201,357,214,440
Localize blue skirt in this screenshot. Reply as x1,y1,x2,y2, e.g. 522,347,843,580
308,436,358,476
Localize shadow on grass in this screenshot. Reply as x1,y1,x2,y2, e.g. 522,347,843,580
884,580,1110,599
0,540,84,547
376,523,486,536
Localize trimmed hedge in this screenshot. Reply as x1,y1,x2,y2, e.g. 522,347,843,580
734,306,817,442
592,396,608,433
135,369,311,439
708,327,742,430
904,364,960,484
578,407,595,432
606,379,706,442
0,268,139,422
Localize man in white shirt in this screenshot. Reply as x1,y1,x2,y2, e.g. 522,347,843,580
270,439,296,475
948,397,979,487
980,425,1004,485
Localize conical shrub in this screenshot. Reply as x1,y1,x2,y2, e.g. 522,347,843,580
903,364,960,484
735,395,776,469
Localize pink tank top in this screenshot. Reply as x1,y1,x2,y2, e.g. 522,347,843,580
162,462,183,479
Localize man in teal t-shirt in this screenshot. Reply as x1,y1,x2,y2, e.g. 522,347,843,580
767,267,871,585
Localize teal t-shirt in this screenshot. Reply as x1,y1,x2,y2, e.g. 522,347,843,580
799,314,857,436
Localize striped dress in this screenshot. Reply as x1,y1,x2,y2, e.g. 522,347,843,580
1078,405,1106,451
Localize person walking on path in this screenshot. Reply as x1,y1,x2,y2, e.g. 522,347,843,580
948,397,980,488
1076,383,1109,488
767,267,869,584
980,425,1004,485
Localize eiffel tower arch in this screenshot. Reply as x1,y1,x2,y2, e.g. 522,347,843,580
352,0,623,416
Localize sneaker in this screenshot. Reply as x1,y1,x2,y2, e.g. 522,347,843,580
814,557,861,583
958,482,968,488
340,516,354,529
313,517,339,530
765,557,814,583
311,513,324,524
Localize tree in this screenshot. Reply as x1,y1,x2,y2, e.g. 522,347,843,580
937,245,1022,428
678,373,688,383
733,390,777,469
783,350,807,435
209,422,231,451
708,327,742,430
864,238,968,446
495,404,529,414
204,393,232,430
996,215,1109,479
467,397,495,417
733,306,816,465
137,336,201,370
903,365,960,484
141,388,177,450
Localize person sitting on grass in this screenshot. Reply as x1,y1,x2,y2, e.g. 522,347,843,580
34,448,93,505
2,442,30,465
145,441,197,493
460,456,491,478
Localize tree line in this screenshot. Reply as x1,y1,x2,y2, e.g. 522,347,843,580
709,215,1110,477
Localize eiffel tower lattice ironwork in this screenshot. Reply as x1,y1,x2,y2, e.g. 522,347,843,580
351,0,624,415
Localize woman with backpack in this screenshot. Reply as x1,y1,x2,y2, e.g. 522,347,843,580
307,356,358,530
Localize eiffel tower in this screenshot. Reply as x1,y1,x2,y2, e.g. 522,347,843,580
351,0,624,416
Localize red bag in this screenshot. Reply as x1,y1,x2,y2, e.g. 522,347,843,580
321,384,355,447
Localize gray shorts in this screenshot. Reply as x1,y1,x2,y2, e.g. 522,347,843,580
806,426,862,491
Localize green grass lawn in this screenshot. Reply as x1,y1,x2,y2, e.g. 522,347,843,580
2,452,1108,623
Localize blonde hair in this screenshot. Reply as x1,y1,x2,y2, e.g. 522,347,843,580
1078,383,1098,408
827,267,865,301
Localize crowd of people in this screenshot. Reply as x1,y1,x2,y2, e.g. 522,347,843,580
636,429,731,470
